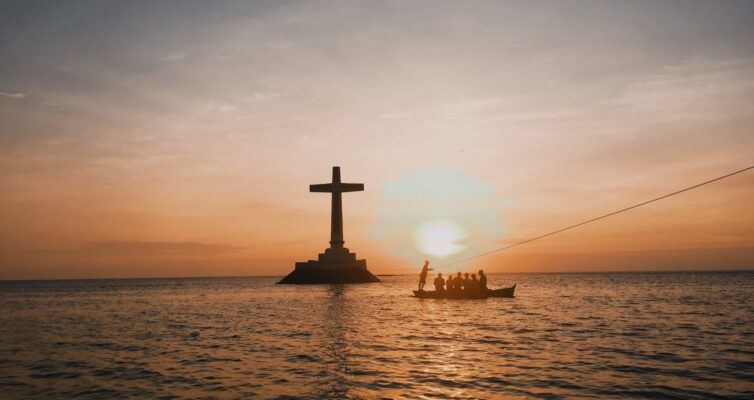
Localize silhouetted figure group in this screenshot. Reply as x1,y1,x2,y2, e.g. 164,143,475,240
418,261,488,295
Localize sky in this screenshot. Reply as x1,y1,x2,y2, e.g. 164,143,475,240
1,1,753,279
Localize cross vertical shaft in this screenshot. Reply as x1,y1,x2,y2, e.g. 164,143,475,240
330,167,343,248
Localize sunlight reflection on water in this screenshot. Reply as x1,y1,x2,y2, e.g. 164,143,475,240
1,272,753,399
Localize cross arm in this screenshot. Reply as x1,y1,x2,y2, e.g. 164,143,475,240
309,183,364,193
338,183,364,192
310,184,335,192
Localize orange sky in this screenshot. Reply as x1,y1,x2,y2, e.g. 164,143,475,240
1,2,753,279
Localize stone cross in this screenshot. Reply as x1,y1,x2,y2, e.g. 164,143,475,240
310,166,364,249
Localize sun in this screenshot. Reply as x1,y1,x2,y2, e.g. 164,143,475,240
413,219,467,257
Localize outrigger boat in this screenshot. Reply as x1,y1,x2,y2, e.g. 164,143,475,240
413,283,516,299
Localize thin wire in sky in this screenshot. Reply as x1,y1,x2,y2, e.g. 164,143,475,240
439,165,754,268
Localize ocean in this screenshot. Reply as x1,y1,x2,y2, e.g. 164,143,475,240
1,272,752,399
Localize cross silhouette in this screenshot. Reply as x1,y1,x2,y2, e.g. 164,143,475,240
310,166,364,249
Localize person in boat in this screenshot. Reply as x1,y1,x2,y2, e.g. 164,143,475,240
433,273,445,293
456,272,464,291
478,270,488,293
418,260,433,291
463,273,471,292
461,273,471,295
470,274,479,295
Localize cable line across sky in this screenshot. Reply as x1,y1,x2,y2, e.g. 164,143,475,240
438,165,754,268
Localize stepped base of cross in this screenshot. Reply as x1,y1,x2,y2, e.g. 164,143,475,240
277,247,380,284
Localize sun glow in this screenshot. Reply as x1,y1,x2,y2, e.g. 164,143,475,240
414,219,468,257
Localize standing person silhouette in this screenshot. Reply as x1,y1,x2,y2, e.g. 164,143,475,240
418,260,433,291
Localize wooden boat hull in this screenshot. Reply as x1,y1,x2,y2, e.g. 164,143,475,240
413,284,516,299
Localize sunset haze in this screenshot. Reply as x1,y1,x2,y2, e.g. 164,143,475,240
1,1,753,279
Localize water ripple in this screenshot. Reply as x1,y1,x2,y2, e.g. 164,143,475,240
1,272,753,399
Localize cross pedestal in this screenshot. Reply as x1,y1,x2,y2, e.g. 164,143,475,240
278,166,380,284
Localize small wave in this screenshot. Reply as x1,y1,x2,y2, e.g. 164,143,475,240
29,371,82,379
287,354,321,363
368,380,413,389
180,356,241,364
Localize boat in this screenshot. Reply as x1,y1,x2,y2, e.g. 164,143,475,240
412,283,516,299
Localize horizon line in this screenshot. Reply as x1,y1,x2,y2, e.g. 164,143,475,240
1,267,752,282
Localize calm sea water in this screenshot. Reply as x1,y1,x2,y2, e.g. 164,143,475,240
1,272,753,399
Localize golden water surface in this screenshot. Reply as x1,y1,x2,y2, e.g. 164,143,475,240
1,272,753,399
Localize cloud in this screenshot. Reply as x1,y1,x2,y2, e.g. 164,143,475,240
379,112,411,120
440,97,503,116
84,241,246,256
201,100,239,114
161,52,186,62
609,58,754,120
251,92,278,101
0,91,26,99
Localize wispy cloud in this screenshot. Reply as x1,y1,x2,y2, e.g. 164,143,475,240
440,97,503,116
0,91,26,99
201,100,239,114
379,112,411,120
161,52,186,62
85,241,246,256
609,58,754,120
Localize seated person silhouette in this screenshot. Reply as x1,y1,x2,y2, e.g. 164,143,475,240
470,274,479,295
433,273,445,292
478,270,488,292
